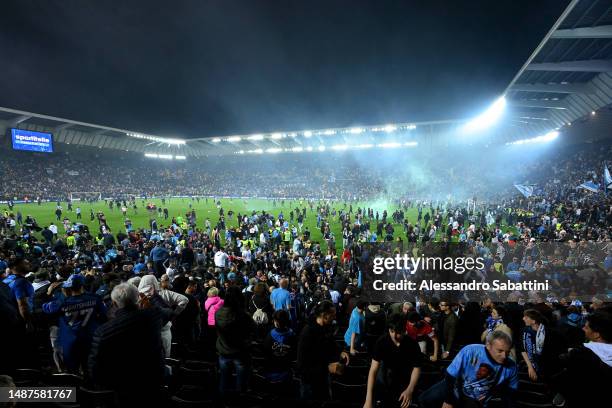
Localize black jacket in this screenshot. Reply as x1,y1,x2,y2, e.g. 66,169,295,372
296,320,339,384
553,345,612,408
215,306,255,357
88,306,165,393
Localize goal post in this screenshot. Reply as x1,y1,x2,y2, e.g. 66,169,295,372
70,192,102,202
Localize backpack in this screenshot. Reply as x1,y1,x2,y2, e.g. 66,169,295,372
252,299,269,325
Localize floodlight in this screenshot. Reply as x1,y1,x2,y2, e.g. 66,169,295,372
463,96,506,132
506,130,559,145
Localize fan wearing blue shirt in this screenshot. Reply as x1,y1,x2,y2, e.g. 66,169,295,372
3,258,34,329
419,331,518,408
270,278,292,314
344,301,367,355
43,274,107,373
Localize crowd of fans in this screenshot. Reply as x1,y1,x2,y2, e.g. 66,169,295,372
0,140,611,407
2,142,610,203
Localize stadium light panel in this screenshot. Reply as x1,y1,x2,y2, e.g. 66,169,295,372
287,132,298,137
318,145,326,151
128,132,186,145
175,155,186,160
271,133,283,140
349,128,364,134
251,149,263,154
227,136,242,142
406,124,417,130
331,144,349,150
404,141,418,147
323,130,336,135
384,125,397,133
247,134,264,141
144,153,158,158
291,147,304,152
157,154,173,159
305,146,313,151
266,148,283,153
506,130,559,145
211,138,221,143
377,142,401,148
463,96,506,132
356,144,374,149
303,131,313,137
166,139,186,145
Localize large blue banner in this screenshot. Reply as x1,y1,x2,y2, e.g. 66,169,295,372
11,128,54,153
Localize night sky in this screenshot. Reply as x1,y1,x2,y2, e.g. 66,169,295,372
0,0,569,139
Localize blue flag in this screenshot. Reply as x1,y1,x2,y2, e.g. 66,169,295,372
514,184,534,198
605,165,612,190
577,181,600,193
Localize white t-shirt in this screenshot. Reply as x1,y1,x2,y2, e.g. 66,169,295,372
49,225,58,234
214,251,228,268
241,249,252,263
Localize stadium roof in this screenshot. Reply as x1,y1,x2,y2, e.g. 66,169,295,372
1,0,611,158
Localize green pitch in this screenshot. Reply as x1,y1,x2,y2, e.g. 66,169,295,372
6,198,441,251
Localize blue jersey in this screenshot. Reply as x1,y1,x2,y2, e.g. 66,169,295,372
447,344,518,404
270,288,291,312
43,293,107,349
4,275,34,311
344,307,365,347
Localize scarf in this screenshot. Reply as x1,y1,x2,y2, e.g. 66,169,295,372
522,324,546,371
486,316,504,333
535,324,546,355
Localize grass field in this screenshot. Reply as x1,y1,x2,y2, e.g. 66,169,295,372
6,198,428,251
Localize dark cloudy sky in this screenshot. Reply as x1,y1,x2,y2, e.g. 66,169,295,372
0,0,569,138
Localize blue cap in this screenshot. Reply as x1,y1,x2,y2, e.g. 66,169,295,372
227,272,236,281
63,274,85,288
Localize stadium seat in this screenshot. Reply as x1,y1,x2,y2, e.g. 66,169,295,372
183,359,216,371
170,395,216,408
176,366,216,388
173,384,216,402
222,392,266,408
45,373,84,388
518,379,548,393
251,371,298,398
12,368,43,386
516,391,553,405
514,402,554,408
416,371,444,393
78,386,116,408
331,380,366,404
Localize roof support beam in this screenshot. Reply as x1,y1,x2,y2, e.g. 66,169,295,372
510,82,593,94
509,100,567,109
526,59,612,72
551,25,612,39
53,123,74,133
7,115,31,127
